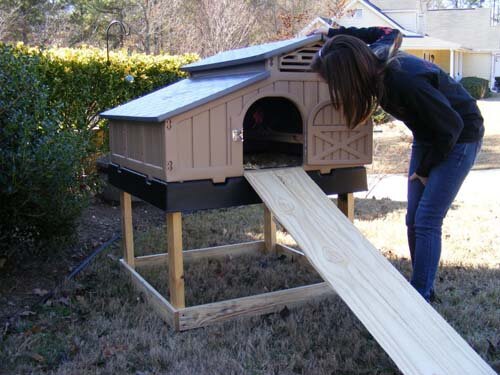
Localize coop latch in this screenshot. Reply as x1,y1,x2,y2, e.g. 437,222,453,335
232,129,244,142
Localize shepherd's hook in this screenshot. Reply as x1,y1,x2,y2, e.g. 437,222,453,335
106,20,130,64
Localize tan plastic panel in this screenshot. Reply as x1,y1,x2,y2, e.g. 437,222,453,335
109,120,165,180
110,70,373,183
306,101,373,168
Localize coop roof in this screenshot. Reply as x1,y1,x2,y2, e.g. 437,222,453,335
181,35,323,73
100,71,270,122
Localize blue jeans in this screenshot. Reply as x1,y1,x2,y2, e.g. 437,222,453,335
406,140,482,301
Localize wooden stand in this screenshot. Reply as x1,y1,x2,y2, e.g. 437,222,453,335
118,190,355,331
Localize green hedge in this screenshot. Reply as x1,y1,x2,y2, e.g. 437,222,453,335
460,76,491,100
23,44,198,136
0,44,90,261
0,44,197,263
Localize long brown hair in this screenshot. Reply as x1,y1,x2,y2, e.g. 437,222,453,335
311,34,398,129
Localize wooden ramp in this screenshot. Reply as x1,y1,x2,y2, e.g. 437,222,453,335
244,167,494,375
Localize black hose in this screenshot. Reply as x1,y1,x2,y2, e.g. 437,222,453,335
1,233,121,326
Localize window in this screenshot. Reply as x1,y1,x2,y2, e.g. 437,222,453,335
346,9,363,19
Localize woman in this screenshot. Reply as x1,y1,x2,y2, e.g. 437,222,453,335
311,26,484,302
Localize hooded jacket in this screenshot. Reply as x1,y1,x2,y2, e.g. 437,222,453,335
327,26,484,177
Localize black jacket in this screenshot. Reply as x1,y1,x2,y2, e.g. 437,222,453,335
327,26,484,177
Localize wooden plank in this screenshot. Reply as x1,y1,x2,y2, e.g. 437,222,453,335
134,241,265,268
120,259,178,328
120,191,135,268
244,167,495,375
263,205,277,253
337,193,354,222
178,282,333,331
167,212,185,309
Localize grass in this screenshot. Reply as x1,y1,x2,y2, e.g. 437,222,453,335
370,99,500,174
1,198,499,374
1,99,499,374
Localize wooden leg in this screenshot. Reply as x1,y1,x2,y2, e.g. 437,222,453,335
337,193,354,222
167,212,185,308
263,205,277,253
120,191,135,268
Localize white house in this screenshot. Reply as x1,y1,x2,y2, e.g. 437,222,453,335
301,0,500,89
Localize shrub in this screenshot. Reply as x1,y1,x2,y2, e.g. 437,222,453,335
0,45,197,263
0,44,91,261
33,45,197,136
460,76,491,99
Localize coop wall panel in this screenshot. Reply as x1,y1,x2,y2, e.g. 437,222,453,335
210,104,228,167
307,103,372,167
193,111,211,168
109,121,165,180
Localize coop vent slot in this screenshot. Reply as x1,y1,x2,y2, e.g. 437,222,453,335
279,44,322,72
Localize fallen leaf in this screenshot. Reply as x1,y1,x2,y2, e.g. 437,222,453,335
28,352,45,363
19,311,36,317
33,288,49,296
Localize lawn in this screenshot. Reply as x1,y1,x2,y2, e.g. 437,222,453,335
1,99,499,374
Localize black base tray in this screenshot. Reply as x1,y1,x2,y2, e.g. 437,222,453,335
107,163,367,212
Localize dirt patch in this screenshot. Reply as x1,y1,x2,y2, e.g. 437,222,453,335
0,198,165,324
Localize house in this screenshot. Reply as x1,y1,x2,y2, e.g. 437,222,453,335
301,0,500,89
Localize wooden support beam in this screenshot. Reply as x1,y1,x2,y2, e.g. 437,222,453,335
134,241,265,268
167,212,185,309
263,205,277,253
337,193,354,222
120,191,135,268
120,260,178,328
178,282,333,331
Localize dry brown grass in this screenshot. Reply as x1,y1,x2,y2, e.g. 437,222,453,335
1,99,498,374
370,99,500,175
1,197,498,374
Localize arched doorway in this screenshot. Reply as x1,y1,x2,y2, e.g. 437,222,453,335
243,97,303,169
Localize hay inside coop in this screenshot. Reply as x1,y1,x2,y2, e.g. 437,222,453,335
243,97,303,169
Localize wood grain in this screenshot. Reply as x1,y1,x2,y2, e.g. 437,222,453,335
263,205,277,253
178,282,333,331
167,212,185,309
134,241,265,268
337,192,354,222
244,167,494,375
120,259,178,328
120,191,135,268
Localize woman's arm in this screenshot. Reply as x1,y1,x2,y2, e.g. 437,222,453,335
312,26,402,49
328,26,400,46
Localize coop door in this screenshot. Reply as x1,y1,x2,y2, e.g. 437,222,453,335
306,103,372,166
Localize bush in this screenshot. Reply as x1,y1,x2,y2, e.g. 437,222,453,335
0,44,91,261
460,76,491,99
0,44,197,263
32,45,197,136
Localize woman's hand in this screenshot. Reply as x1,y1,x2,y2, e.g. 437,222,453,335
307,26,329,37
410,172,428,186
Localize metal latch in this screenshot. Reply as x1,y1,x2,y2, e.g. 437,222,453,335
232,129,244,142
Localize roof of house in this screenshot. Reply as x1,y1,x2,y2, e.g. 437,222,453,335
100,71,270,122
300,1,421,38
402,35,465,50
362,0,408,31
181,34,322,73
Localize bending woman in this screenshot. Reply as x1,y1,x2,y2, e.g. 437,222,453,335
311,26,484,301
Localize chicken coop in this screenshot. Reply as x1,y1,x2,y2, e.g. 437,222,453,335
100,34,373,330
